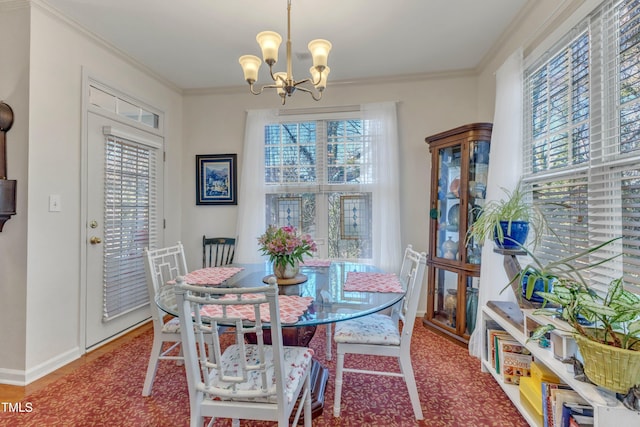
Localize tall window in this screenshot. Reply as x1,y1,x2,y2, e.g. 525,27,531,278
263,119,373,259
235,104,402,272
523,0,640,293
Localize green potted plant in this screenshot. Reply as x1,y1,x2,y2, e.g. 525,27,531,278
504,238,620,304
466,181,547,250
527,238,640,394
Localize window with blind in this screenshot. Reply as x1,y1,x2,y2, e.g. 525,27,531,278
523,0,640,293
103,135,159,320
264,118,373,259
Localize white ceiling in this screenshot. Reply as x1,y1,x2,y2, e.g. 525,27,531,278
43,0,528,90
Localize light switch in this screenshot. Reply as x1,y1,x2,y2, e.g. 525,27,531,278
49,194,61,212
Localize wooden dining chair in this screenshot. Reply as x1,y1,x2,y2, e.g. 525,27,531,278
202,236,236,267
174,276,313,427
333,245,427,420
141,242,189,396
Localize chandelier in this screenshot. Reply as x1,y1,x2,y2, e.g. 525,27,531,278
238,0,331,105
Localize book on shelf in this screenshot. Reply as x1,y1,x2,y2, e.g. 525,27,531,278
553,389,589,427
487,326,508,372
561,402,593,427
568,413,594,427
501,351,532,385
543,383,572,427
496,336,530,377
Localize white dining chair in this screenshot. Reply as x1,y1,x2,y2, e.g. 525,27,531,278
174,276,313,427
333,245,427,420
141,242,189,396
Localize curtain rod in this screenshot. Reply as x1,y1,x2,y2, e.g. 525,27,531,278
277,104,361,116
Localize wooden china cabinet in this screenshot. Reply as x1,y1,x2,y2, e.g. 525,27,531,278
423,123,492,344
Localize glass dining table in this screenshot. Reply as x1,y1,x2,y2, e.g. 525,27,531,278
154,260,405,420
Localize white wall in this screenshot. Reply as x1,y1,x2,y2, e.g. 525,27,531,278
0,3,30,378
0,2,184,383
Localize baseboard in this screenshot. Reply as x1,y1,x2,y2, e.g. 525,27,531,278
0,346,82,386
0,367,27,386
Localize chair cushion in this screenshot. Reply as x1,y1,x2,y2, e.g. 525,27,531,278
161,317,181,333
203,344,314,404
334,313,400,345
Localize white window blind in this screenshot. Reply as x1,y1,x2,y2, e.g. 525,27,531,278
524,0,640,293
103,135,159,320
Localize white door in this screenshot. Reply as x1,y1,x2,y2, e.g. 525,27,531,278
85,111,163,349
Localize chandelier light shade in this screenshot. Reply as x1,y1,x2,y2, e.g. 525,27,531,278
239,0,331,104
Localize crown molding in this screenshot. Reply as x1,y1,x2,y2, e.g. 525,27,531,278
183,68,476,97
0,0,29,11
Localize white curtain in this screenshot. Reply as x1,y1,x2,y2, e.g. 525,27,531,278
234,109,278,264
468,48,524,358
362,102,403,273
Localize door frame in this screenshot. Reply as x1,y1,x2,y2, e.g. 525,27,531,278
79,69,166,352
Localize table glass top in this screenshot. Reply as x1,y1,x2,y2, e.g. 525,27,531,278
156,261,405,327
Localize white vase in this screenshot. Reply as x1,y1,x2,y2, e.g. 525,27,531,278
273,260,299,279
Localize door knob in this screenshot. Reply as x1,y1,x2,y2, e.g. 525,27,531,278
90,236,102,244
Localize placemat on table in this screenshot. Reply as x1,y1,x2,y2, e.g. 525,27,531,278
343,272,404,293
199,294,314,324
182,267,244,285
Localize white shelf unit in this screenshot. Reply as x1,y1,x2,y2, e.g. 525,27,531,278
481,304,640,427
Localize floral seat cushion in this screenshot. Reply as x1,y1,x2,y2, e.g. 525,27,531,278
333,313,400,345
161,317,181,333
202,344,314,404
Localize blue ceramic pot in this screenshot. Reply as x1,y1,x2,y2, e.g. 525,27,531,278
521,273,554,303
494,220,529,249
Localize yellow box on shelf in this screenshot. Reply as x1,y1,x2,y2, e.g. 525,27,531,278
531,361,561,385
519,376,543,420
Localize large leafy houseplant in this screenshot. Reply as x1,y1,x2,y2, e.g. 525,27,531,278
526,237,640,393
466,181,547,249
505,238,621,303
531,277,640,351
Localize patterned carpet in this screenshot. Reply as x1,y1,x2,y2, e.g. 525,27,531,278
0,321,528,426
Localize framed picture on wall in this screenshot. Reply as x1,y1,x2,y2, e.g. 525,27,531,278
196,154,238,205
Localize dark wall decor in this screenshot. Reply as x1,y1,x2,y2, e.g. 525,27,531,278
196,154,237,205
0,101,16,231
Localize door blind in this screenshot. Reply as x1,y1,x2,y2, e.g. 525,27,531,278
103,135,159,320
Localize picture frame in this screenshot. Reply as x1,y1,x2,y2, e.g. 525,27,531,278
196,154,237,205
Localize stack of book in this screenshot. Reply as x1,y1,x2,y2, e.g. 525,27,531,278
531,361,594,427
545,386,593,427
486,324,532,385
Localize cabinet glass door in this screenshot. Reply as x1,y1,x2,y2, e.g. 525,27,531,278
435,146,461,261
431,266,459,331
465,139,490,264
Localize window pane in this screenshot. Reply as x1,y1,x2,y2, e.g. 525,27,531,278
622,169,640,289
264,122,318,184
618,0,640,153
526,31,590,174
328,192,372,259
326,121,365,184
